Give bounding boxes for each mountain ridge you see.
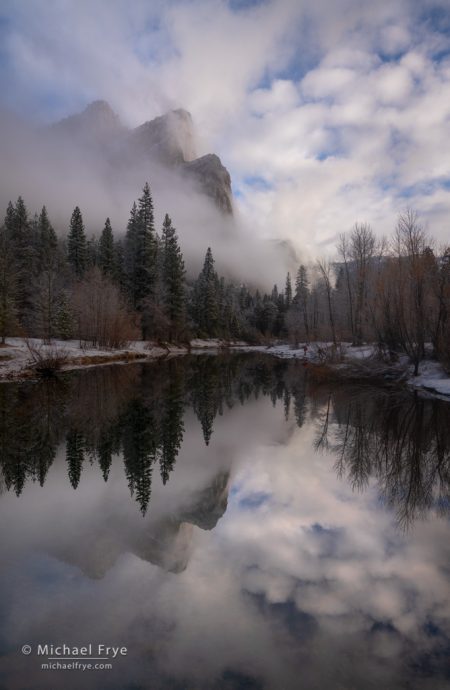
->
[51,101,233,214]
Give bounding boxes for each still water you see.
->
[0,353,449,690]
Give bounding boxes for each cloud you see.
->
[1,0,450,261]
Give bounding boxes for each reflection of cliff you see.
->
[179,471,230,530]
[50,470,230,578]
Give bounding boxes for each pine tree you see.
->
[4,201,15,234]
[0,225,17,343]
[125,184,157,306]
[68,206,87,278]
[161,213,185,341]
[56,292,73,339]
[192,247,219,336]
[68,207,87,276]
[113,239,126,292]
[6,197,36,331]
[98,217,115,277]
[285,272,292,308]
[37,206,58,271]
[294,264,310,341]
[34,207,61,342]
[86,235,98,270]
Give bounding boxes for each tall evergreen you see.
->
[113,239,127,292]
[98,217,115,277]
[0,226,17,343]
[124,183,157,310]
[192,247,219,336]
[285,272,292,308]
[294,264,310,341]
[161,213,185,340]
[67,206,87,278]
[86,235,99,270]
[37,206,58,271]
[6,197,36,331]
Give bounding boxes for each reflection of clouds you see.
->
[0,396,449,689]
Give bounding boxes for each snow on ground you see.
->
[2,338,449,400]
[0,338,188,381]
[232,342,450,400]
[405,359,450,399]
[0,337,249,381]
[232,342,356,362]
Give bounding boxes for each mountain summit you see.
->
[51,102,233,214]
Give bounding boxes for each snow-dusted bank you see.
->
[0,338,187,381]
[0,337,249,381]
[1,338,449,401]
[232,342,450,401]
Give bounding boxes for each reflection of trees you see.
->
[3,352,448,525]
[123,400,157,515]
[317,386,450,527]
[0,380,65,494]
[0,354,299,512]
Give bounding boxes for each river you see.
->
[0,353,449,689]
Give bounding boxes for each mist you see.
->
[0,106,294,289]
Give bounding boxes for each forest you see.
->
[1,182,450,375]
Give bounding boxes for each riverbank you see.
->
[0,337,254,381]
[0,338,198,381]
[2,338,449,400]
[232,342,450,400]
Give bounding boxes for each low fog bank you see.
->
[0,109,293,289]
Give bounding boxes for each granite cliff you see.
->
[51,101,233,214]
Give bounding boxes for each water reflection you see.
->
[0,354,449,690]
[1,356,449,526]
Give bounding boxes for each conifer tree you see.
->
[285,272,292,308]
[86,235,99,270]
[56,293,73,339]
[4,201,15,234]
[33,207,61,342]
[161,213,185,340]
[192,247,219,336]
[0,226,17,343]
[113,239,126,292]
[6,197,36,331]
[68,206,87,278]
[98,217,115,277]
[124,184,158,318]
[37,206,58,271]
[294,264,310,341]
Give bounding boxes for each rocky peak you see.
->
[182,154,233,214]
[52,99,124,144]
[51,101,233,214]
[130,108,197,166]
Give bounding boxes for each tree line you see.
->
[1,187,449,374]
[0,183,299,346]
[287,212,450,374]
